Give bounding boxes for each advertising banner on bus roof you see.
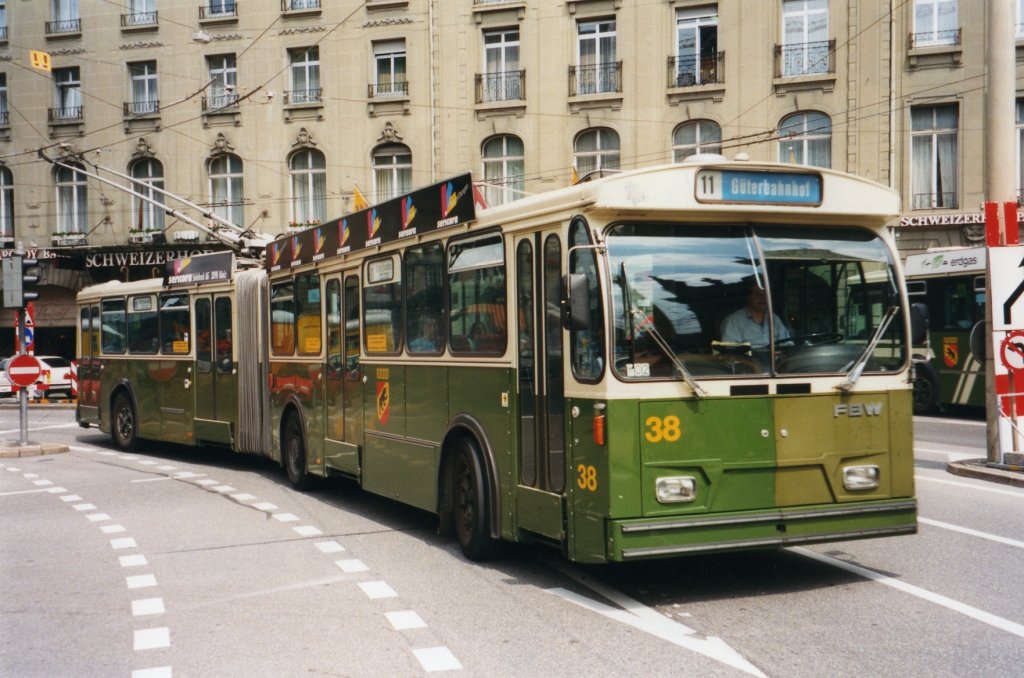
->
[267,173,476,272]
[164,251,234,287]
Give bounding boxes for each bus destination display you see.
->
[696,169,822,206]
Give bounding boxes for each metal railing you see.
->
[282,0,321,10]
[124,100,160,116]
[667,52,724,88]
[368,81,409,98]
[45,18,82,35]
[199,3,238,20]
[774,39,835,77]
[48,106,83,121]
[475,70,525,103]
[912,192,958,210]
[569,61,622,96]
[201,93,239,111]
[121,11,158,27]
[0,26,8,41]
[908,28,962,49]
[284,88,323,104]
[0,111,8,126]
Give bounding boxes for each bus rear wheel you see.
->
[284,414,311,491]
[111,393,138,452]
[452,439,499,561]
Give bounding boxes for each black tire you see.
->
[912,362,939,415]
[452,438,499,561]
[111,393,138,451]
[284,414,311,491]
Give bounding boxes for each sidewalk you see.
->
[0,442,70,458]
[946,459,1024,489]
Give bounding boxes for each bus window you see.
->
[160,293,191,354]
[326,279,342,379]
[448,233,506,355]
[344,275,361,377]
[79,307,91,359]
[127,295,158,355]
[215,297,233,373]
[196,298,212,372]
[271,280,295,355]
[406,242,444,355]
[568,219,605,381]
[101,298,127,354]
[296,272,322,355]
[364,255,402,354]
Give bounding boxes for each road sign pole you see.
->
[17,310,28,446]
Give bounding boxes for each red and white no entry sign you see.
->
[6,354,41,388]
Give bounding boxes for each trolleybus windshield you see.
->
[606,223,906,378]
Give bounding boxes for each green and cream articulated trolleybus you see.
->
[76,159,917,563]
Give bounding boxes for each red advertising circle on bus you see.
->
[6,354,42,387]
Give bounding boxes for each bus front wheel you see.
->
[111,393,138,452]
[912,362,939,415]
[452,438,499,561]
[284,415,311,491]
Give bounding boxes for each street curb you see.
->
[0,443,70,458]
[946,459,1024,489]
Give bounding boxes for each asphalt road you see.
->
[1,406,1020,677]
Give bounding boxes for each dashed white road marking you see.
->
[358,581,398,599]
[173,472,203,479]
[131,477,172,484]
[919,517,1024,549]
[386,610,426,630]
[335,559,369,573]
[0,488,54,497]
[59,494,83,502]
[32,479,53,486]
[133,627,170,651]
[212,485,236,493]
[131,667,171,678]
[793,547,1024,639]
[315,541,345,554]
[132,598,166,617]
[136,460,159,466]
[22,473,38,479]
[46,487,68,494]
[916,474,1024,498]
[195,479,219,486]
[413,647,463,672]
[156,466,177,472]
[111,537,139,550]
[252,502,278,511]
[72,503,97,511]
[293,525,322,537]
[273,512,300,522]
[86,513,111,522]
[126,574,158,590]
[100,524,127,534]
[230,493,256,502]
[119,554,149,568]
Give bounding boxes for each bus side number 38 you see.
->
[645,415,682,443]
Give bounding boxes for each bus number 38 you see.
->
[645,415,682,443]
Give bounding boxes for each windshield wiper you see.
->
[631,309,706,398]
[837,305,899,392]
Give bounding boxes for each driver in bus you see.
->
[721,281,790,349]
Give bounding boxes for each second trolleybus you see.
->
[77,158,917,563]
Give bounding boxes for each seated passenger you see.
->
[721,282,790,349]
[409,316,440,353]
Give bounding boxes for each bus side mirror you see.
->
[969,320,986,362]
[910,302,929,345]
[561,273,590,331]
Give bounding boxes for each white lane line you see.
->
[132,667,171,678]
[59,494,82,502]
[793,547,1024,639]
[412,647,462,672]
[252,502,278,511]
[136,460,159,466]
[272,513,300,523]
[131,477,172,484]
[359,581,398,599]
[914,416,986,427]
[211,485,236,493]
[95,451,119,456]
[72,503,97,511]
[32,479,53,486]
[111,537,139,550]
[548,587,766,677]
[230,493,256,502]
[335,559,369,573]
[156,466,177,471]
[45,487,68,494]
[315,541,345,554]
[132,598,166,617]
[120,455,139,461]
[119,554,149,568]
[101,524,127,534]
[5,467,21,472]
[133,627,170,651]
[919,517,1024,549]
[0,488,54,497]
[916,474,1024,498]
[386,610,426,630]
[195,479,219,486]
[174,472,203,479]
[86,513,111,522]
[22,473,38,479]
[126,574,158,590]
[293,525,322,537]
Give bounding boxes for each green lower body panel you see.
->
[607,498,917,561]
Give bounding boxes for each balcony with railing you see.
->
[475,70,525,104]
[368,81,409,98]
[774,39,835,78]
[912,192,958,210]
[282,0,321,15]
[124,100,160,117]
[45,18,82,36]
[667,52,724,88]
[0,26,7,43]
[0,110,9,126]
[569,61,622,97]
[199,3,238,23]
[202,93,239,111]
[121,11,158,30]
[48,106,83,122]
[908,28,961,50]
[285,88,323,105]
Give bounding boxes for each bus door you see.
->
[513,233,566,541]
[77,304,101,419]
[322,274,361,475]
[192,294,236,446]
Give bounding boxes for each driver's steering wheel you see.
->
[777,332,844,347]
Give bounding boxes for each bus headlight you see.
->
[656,476,696,503]
[843,465,879,491]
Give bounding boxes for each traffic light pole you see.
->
[16,309,28,446]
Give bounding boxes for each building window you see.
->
[912,0,959,47]
[55,162,87,234]
[1018,0,1024,39]
[206,54,237,110]
[781,0,829,76]
[574,128,620,176]
[675,7,719,87]
[130,158,164,232]
[481,29,522,103]
[290,149,326,225]
[128,61,158,115]
[208,154,244,228]
[0,73,7,126]
[124,0,156,26]
[482,135,524,206]
[911,104,958,209]
[204,0,237,18]
[49,0,81,33]
[0,1,7,41]
[285,0,320,10]
[0,166,12,240]
[778,111,831,168]
[372,144,412,201]
[52,67,82,120]
[673,120,722,162]
[576,19,618,95]
[288,47,321,104]
[372,40,407,97]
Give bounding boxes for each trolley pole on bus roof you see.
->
[983,0,1019,466]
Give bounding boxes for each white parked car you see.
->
[0,355,74,399]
